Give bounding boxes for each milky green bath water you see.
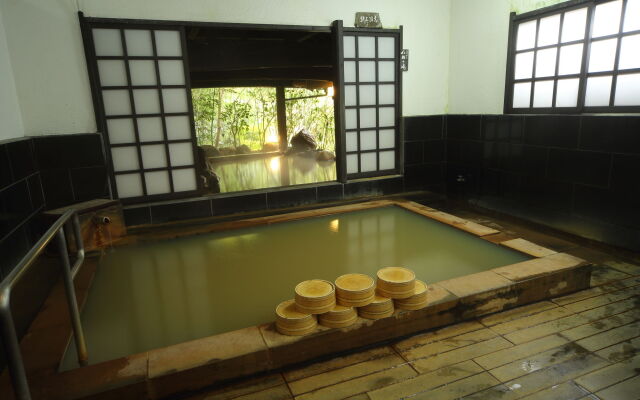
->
[61,206,529,370]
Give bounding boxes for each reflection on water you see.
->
[61,207,529,370]
[211,154,336,193]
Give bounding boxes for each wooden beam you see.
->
[276,87,287,152]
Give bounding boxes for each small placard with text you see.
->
[355,12,382,28]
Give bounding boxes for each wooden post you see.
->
[276,86,287,152]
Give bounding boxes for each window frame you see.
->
[504,0,640,114]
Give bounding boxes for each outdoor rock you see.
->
[316,150,335,161]
[200,145,220,157]
[236,144,251,154]
[290,129,317,152]
[218,147,236,156]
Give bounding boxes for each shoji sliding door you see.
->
[335,22,402,179]
[80,16,200,203]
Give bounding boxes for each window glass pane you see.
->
[172,168,197,192]
[360,153,377,172]
[103,90,131,116]
[378,84,395,104]
[359,108,376,128]
[359,85,376,106]
[345,85,357,106]
[346,154,358,174]
[154,30,182,57]
[379,107,395,127]
[346,131,358,152]
[165,116,191,140]
[537,14,561,46]
[515,51,534,79]
[133,89,160,114]
[618,34,640,70]
[592,0,623,38]
[614,73,640,105]
[112,146,139,172]
[379,129,395,149]
[624,0,640,32]
[360,130,376,151]
[145,171,171,195]
[588,39,618,72]
[158,60,185,85]
[378,37,395,58]
[535,47,557,77]
[137,117,163,142]
[555,78,580,107]
[533,80,554,107]
[343,36,356,58]
[358,36,376,58]
[162,88,188,113]
[379,150,395,170]
[141,144,167,169]
[513,82,532,108]
[344,61,356,83]
[516,20,537,50]
[129,60,157,86]
[107,118,135,144]
[169,142,194,166]
[558,43,583,75]
[378,61,395,81]
[124,30,153,56]
[562,8,588,42]
[345,109,357,129]
[115,173,143,198]
[359,61,376,82]
[98,60,127,87]
[93,28,122,56]
[585,75,613,106]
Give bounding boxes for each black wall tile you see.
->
[483,115,524,142]
[0,144,12,189]
[524,116,580,148]
[379,177,404,195]
[40,169,74,209]
[28,174,44,210]
[123,206,151,226]
[34,134,104,169]
[150,199,212,224]
[404,163,445,190]
[610,154,640,197]
[317,184,343,203]
[344,180,381,198]
[447,140,483,167]
[547,149,611,187]
[212,193,267,215]
[423,140,445,163]
[0,226,30,279]
[446,115,482,140]
[7,139,36,181]
[404,142,423,165]
[580,116,640,154]
[0,181,32,239]
[519,177,574,213]
[574,184,640,228]
[508,145,548,177]
[70,166,109,202]
[267,187,317,209]
[404,115,443,140]
[483,142,509,170]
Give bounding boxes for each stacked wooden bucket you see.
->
[275,267,430,336]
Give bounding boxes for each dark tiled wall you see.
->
[403,115,447,193]
[445,114,640,251]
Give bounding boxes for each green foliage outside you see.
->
[192,87,335,152]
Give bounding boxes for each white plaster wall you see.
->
[0,3,24,141]
[1,0,451,136]
[448,0,569,114]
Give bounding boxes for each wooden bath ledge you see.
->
[0,200,592,400]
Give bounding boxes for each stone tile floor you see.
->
[179,204,640,400]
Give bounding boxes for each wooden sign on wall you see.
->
[355,12,382,28]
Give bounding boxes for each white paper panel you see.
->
[345,109,357,129]
[107,118,135,144]
[169,142,194,166]
[593,0,623,37]
[98,60,127,87]
[133,89,160,114]
[162,89,188,113]
[378,61,395,82]
[129,60,157,86]
[115,173,143,198]
[346,154,358,174]
[137,117,164,142]
[359,108,376,129]
[588,39,617,72]
[345,85,357,106]
[145,171,171,195]
[141,144,167,169]
[344,61,356,83]
[538,14,561,46]
[360,153,377,172]
[379,129,395,149]
[158,60,185,85]
[358,36,376,58]
[379,150,395,170]
[346,131,358,152]
[513,82,532,108]
[533,80,554,107]
[343,36,356,58]
[111,146,139,172]
[614,73,640,105]
[556,78,580,107]
[359,85,376,106]
[124,30,153,56]
[562,8,588,42]
[102,90,131,116]
[93,29,122,56]
[516,20,537,50]
[166,116,192,140]
[535,48,557,77]
[558,44,583,75]
[618,34,640,70]
[360,130,376,151]
[624,0,640,32]
[154,30,182,57]
[172,168,197,192]
[359,61,376,82]
[378,84,395,104]
[585,75,613,106]
[379,107,395,127]
[515,51,534,79]
[378,37,395,58]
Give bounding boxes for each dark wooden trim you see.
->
[276,86,287,151]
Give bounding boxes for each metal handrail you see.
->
[0,210,88,400]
